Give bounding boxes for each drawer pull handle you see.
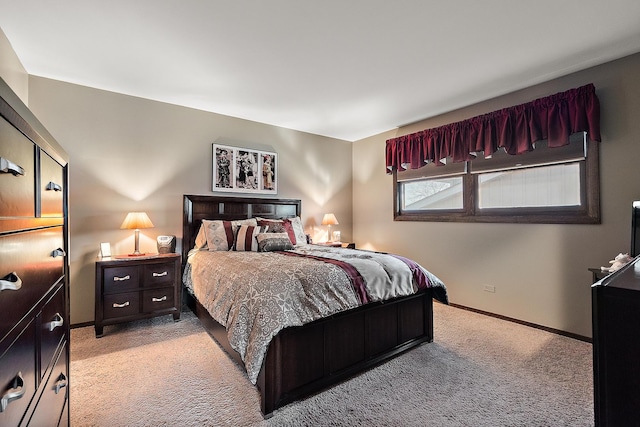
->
[0,157,25,176]
[51,247,66,258]
[152,271,168,277]
[48,313,64,332]
[113,275,131,282]
[113,301,130,308]
[0,272,22,292]
[0,372,25,412]
[152,296,167,302]
[54,373,67,394]
[46,181,62,191]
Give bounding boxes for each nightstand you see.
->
[95,253,181,337]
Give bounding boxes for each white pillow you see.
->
[288,216,307,246]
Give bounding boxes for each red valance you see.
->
[385,84,601,173]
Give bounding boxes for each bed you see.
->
[181,194,447,417]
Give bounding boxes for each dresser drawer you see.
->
[58,397,68,427]
[26,343,67,427]
[40,151,64,218]
[143,262,175,287]
[0,114,35,219]
[103,291,140,319]
[142,288,175,313]
[0,228,64,341]
[40,285,66,379]
[103,266,139,294]
[0,320,37,427]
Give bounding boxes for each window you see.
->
[394,132,600,224]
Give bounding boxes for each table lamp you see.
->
[321,213,339,242]
[120,212,154,256]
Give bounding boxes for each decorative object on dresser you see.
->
[94,253,181,337]
[321,213,338,242]
[120,211,154,256]
[0,77,70,426]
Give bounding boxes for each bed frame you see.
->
[182,194,435,417]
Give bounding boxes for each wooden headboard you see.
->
[182,195,301,264]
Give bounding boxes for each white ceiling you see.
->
[1,1,640,141]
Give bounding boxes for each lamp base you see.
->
[127,252,147,257]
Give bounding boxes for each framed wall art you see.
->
[213,144,277,194]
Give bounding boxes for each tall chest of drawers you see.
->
[0,78,70,426]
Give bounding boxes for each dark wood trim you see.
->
[449,303,591,343]
[0,78,69,165]
[393,140,601,224]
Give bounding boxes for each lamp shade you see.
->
[120,212,154,230]
[321,213,339,226]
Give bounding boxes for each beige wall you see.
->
[353,53,640,338]
[0,27,28,103]
[25,78,353,325]
[3,26,640,336]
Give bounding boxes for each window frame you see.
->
[393,139,600,224]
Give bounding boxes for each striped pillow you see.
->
[234,225,268,252]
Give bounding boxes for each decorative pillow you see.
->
[202,220,234,251]
[234,225,268,252]
[288,216,307,246]
[257,232,294,252]
[257,218,297,245]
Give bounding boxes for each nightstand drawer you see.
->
[103,292,140,319]
[143,262,175,287]
[142,288,175,312]
[103,266,139,293]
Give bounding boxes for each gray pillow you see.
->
[256,233,294,252]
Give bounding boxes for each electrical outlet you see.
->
[483,284,496,293]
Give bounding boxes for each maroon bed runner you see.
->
[278,251,370,304]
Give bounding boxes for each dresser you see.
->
[592,255,640,426]
[94,253,181,337]
[0,78,70,426]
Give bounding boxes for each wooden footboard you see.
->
[185,288,434,417]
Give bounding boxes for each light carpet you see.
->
[70,303,593,426]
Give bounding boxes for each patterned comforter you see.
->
[183,245,447,384]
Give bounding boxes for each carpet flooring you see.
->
[70,303,593,426]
